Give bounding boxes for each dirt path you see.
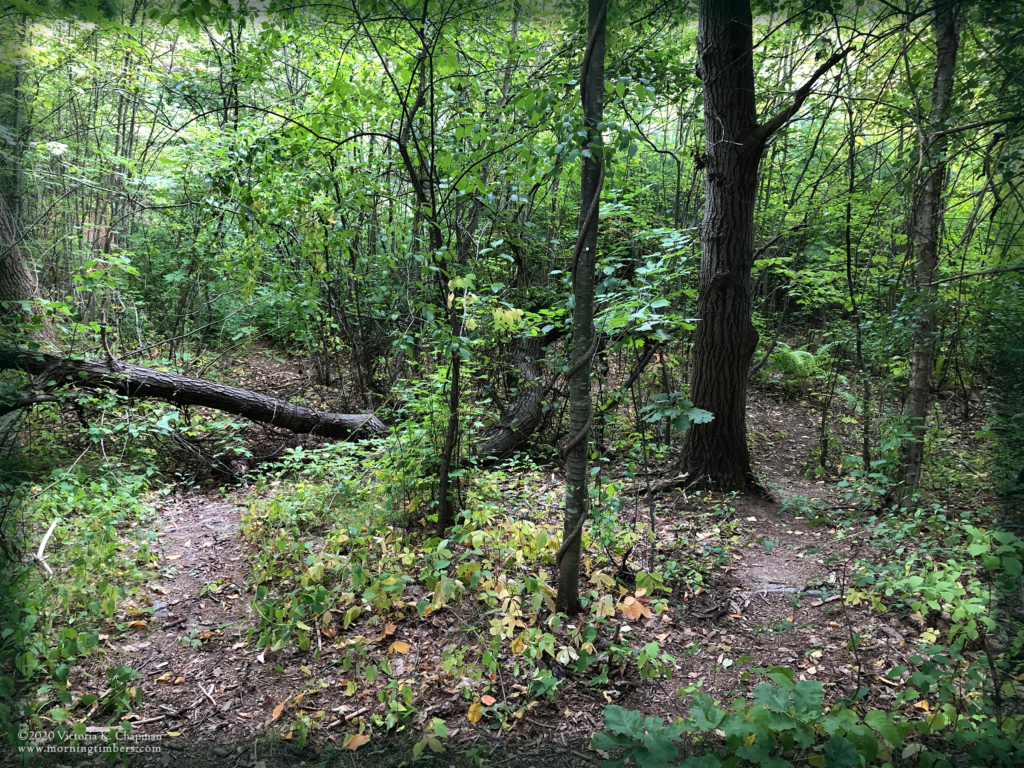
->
[65,394,912,767]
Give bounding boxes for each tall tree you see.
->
[556,0,607,615]
[896,1,961,504]
[680,0,846,490]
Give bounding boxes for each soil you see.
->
[21,378,926,768]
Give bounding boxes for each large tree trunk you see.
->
[556,0,606,615]
[896,3,960,505]
[0,347,385,438]
[680,0,846,490]
[0,194,53,346]
[679,0,762,491]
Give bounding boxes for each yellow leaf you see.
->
[166,554,182,561]
[913,700,931,712]
[510,634,525,654]
[173,677,185,685]
[468,701,483,723]
[166,732,181,737]
[389,641,410,654]
[155,673,171,683]
[300,666,312,676]
[272,702,285,720]
[343,733,370,751]
[481,695,496,706]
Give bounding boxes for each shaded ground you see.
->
[20,387,927,768]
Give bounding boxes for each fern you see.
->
[770,346,818,380]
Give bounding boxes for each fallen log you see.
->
[0,347,385,439]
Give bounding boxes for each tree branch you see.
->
[930,114,1024,139]
[927,263,1024,286]
[752,48,853,144]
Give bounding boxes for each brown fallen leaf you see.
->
[389,641,410,654]
[173,677,185,685]
[343,734,370,751]
[166,554,182,561]
[272,702,285,720]
[155,673,171,683]
[481,695,496,706]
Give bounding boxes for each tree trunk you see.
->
[896,3,960,505]
[680,0,847,491]
[474,335,549,463]
[0,195,51,344]
[0,347,385,438]
[556,0,606,616]
[679,0,762,491]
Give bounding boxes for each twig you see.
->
[326,706,371,728]
[34,518,58,576]
[199,683,218,708]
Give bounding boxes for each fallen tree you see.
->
[0,347,385,438]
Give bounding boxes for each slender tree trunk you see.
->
[679,0,762,491]
[896,3,960,505]
[556,0,606,615]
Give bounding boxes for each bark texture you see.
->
[556,0,606,615]
[897,3,960,504]
[680,0,846,490]
[474,335,548,462]
[0,347,385,439]
[0,194,52,344]
[680,0,761,490]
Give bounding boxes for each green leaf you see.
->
[602,705,644,737]
[823,736,859,768]
[753,683,791,713]
[791,679,824,716]
[865,709,903,747]
[1001,556,1022,576]
[641,730,679,764]
[679,757,721,768]
[591,732,634,750]
[689,694,725,731]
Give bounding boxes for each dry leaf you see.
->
[155,673,171,683]
[509,635,525,654]
[384,623,397,636]
[272,702,285,721]
[389,641,410,654]
[166,554,182,561]
[173,677,185,685]
[467,701,482,723]
[166,732,181,737]
[343,734,370,751]
[481,695,496,706]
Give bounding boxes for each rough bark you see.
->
[896,3,960,505]
[680,0,846,490]
[556,0,606,615]
[0,347,385,439]
[474,335,548,462]
[0,194,52,345]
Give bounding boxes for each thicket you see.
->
[0,1,1022,766]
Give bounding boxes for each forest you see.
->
[0,0,1022,765]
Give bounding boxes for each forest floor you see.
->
[28,354,984,768]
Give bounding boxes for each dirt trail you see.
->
[67,393,906,767]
